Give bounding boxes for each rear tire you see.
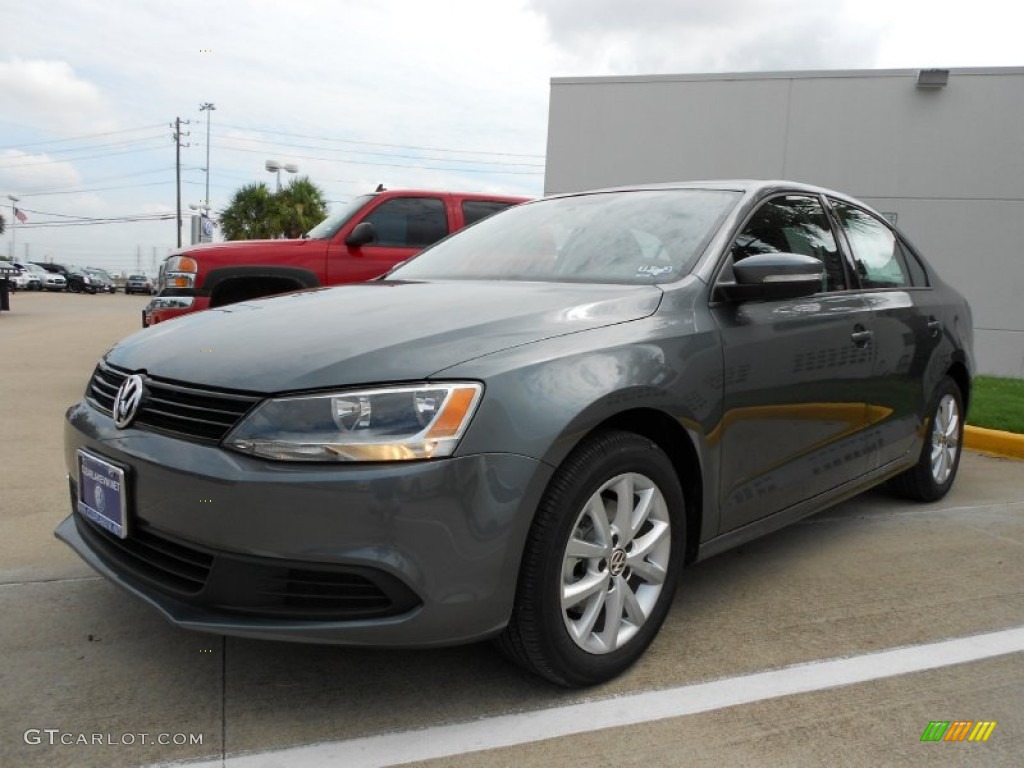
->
[496,430,685,687]
[889,376,964,501]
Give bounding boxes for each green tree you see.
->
[218,182,281,240]
[0,213,5,236]
[277,176,328,239]
[218,177,328,240]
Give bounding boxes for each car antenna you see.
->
[375,183,386,192]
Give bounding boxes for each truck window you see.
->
[462,200,516,226]
[363,198,448,247]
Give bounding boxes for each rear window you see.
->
[462,199,517,226]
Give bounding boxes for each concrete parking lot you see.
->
[2,291,1021,767]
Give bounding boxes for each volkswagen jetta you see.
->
[56,181,973,686]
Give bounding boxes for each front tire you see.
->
[889,376,964,501]
[497,431,685,687]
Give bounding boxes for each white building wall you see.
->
[545,68,1024,377]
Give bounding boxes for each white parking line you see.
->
[164,625,1024,768]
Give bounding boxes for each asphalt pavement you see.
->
[1,291,1021,768]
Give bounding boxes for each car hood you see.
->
[181,238,319,259]
[107,281,663,392]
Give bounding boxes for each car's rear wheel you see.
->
[497,430,685,687]
[889,376,964,501]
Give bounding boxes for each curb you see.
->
[964,425,1024,460]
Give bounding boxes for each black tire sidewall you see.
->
[528,433,685,685]
[924,377,964,497]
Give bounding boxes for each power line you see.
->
[215,133,544,168]
[17,214,176,228]
[217,120,545,159]
[0,123,168,151]
[19,167,178,195]
[0,134,168,158]
[0,144,169,168]
[214,144,543,175]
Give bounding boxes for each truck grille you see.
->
[86,361,262,442]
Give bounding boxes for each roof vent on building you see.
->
[916,69,949,88]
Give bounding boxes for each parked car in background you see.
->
[85,267,116,293]
[33,262,97,293]
[143,188,528,326]
[3,263,33,290]
[124,274,154,295]
[57,180,972,687]
[23,262,66,291]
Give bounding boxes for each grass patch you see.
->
[968,375,1024,434]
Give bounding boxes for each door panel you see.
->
[713,294,874,532]
[710,193,873,533]
[830,202,939,469]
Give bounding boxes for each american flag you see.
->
[14,207,27,223]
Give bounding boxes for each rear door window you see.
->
[462,200,516,226]
[832,203,912,288]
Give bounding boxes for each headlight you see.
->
[223,383,483,462]
[164,255,198,289]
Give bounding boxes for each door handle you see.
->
[927,317,943,337]
[851,325,873,346]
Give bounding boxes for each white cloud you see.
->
[0,150,83,194]
[0,58,113,133]
[528,0,885,74]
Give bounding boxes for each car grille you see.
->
[72,504,420,620]
[86,361,262,442]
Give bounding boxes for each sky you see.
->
[0,0,1020,275]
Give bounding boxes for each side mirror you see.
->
[344,221,377,248]
[717,253,824,302]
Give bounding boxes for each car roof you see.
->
[544,179,866,206]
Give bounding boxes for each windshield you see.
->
[390,189,740,284]
[305,194,375,240]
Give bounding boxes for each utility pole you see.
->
[199,102,215,209]
[171,118,190,248]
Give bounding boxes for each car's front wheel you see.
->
[889,376,964,501]
[497,430,685,687]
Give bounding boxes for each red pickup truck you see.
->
[143,189,528,326]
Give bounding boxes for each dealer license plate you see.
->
[77,450,128,539]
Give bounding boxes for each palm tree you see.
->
[277,177,328,239]
[218,178,328,240]
[218,182,281,240]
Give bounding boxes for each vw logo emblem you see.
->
[113,374,145,429]
[609,548,627,577]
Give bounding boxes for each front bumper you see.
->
[143,295,210,326]
[57,401,551,647]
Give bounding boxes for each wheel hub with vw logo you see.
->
[112,374,146,429]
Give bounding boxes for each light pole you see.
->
[199,102,215,208]
[265,159,298,193]
[7,194,18,260]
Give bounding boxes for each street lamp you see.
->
[265,159,298,192]
[199,102,215,208]
[7,194,19,260]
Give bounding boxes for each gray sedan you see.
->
[56,181,972,686]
